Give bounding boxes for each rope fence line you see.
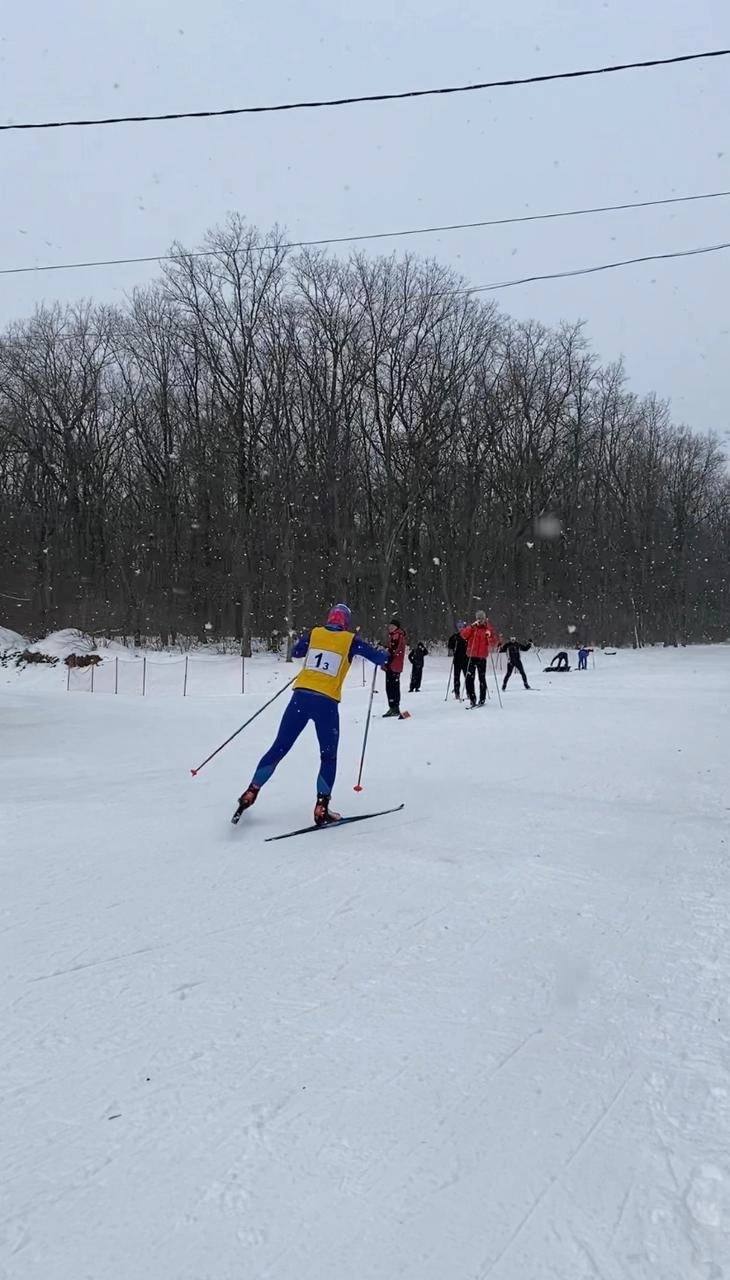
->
[66,652,251,696]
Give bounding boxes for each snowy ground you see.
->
[2,644,730,1279]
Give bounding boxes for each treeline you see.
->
[1,214,728,649]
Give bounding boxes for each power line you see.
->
[1,188,729,278]
[1,48,728,132]
[466,240,730,294]
[3,241,726,347]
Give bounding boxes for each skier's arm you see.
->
[499,641,508,653]
[292,631,310,659]
[351,635,389,667]
[447,635,455,653]
[520,642,532,652]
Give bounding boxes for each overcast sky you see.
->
[1,0,728,434]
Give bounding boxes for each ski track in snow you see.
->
[1,645,730,1279]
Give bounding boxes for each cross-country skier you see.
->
[500,637,532,690]
[460,611,497,707]
[233,604,387,826]
[408,641,429,692]
[383,618,407,718]
[577,646,592,670]
[447,622,468,699]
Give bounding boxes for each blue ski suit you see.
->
[251,627,387,796]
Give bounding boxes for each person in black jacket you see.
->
[447,621,468,699]
[408,641,429,691]
[500,637,532,690]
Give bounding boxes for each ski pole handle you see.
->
[190,674,297,776]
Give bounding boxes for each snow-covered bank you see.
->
[2,646,730,1278]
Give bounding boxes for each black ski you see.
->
[265,803,405,843]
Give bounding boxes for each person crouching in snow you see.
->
[383,617,407,718]
[408,641,429,692]
[233,604,388,826]
[460,611,496,707]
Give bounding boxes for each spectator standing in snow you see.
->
[577,645,592,670]
[460,611,496,707]
[408,641,429,692]
[447,622,469,699]
[383,618,407,718]
[500,637,532,690]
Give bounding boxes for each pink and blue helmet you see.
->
[327,603,352,630]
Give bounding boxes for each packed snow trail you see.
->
[2,647,730,1279]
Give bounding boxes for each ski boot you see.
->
[231,784,260,825]
[314,793,342,827]
[382,708,399,718]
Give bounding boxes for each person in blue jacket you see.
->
[233,604,387,827]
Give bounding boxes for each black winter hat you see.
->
[390,616,401,627]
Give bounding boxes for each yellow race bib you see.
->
[293,627,355,702]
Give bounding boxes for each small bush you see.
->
[64,653,102,669]
[16,649,59,667]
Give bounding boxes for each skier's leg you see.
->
[517,659,529,688]
[454,657,463,698]
[503,661,514,691]
[477,659,487,703]
[250,693,310,788]
[465,663,476,705]
[312,697,340,796]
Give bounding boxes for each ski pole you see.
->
[353,665,378,792]
[190,674,297,776]
[444,654,455,702]
[490,653,504,708]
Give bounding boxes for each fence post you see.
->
[241,654,245,694]
[90,661,95,694]
[66,663,70,693]
[183,654,189,697]
[115,656,119,695]
[142,655,147,697]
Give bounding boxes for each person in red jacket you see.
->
[460,611,496,707]
[383,617,407,718]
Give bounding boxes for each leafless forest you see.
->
[1,216,727,649]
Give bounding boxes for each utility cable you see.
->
[1,48,727,132]
[1,188,728,277]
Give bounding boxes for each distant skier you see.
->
[500,637,532,690]
[408,641,429,692]
[383,618,407,718]
[545,651,570,672]
[460,611,497,707]
[233,604,387,826]
[447,622,469,699]
[577,646,592,671]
